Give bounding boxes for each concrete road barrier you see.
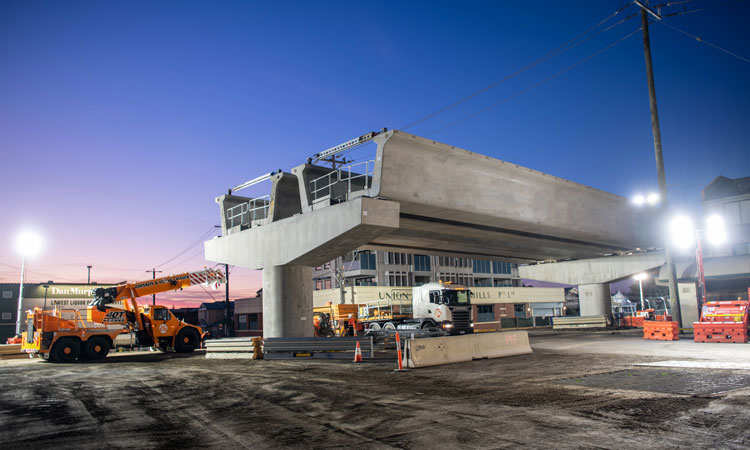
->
[403,331,532,368]
[205,337,261,360]
[552,315,608,329]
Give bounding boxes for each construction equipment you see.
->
[693,299,749,344]
[313,303,360,336]
[312,311,336,338]
[21,268,225,362]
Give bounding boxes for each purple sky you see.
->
[1,1,748,306]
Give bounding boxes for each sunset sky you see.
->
[1,1,748,307]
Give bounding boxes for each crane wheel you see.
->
[51,338,81,363]
[175,329,200,353]
[84,336,110,360]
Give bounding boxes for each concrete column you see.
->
[262,265,313,338]
[578,283,612,318]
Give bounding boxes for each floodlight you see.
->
[16,231,42,257]
[670,215,695,249]
[705,214,726,245]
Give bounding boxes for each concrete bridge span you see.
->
[205,130,658,337]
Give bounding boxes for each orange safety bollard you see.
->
[353,340,363,363]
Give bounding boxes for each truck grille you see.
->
[451,309,472,330]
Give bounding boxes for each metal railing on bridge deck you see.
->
[308,160,375,203]
[225,196,271,229]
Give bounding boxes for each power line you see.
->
[161,247,208,273]
[657,19,750,63]
[0,262,78,283]
[424,26,644,137]
[399,2,637,131]
[154,225,218,269]
[198,283,219,302]
[133,225,218,281]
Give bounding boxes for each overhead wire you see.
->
[133,225,219,282]
[657,19,750,63]
[424,25,644,137]
[399,2,637,131]
[153,225,218,269]
[161,248,209,273]
[0,262,78,283]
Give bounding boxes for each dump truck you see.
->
[360,282,474,335]
[21,268,225,362]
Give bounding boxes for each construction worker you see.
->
[347,314,356,336]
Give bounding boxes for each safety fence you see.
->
[225,196,270,229]
[263,336,375,360]
[308,160,375,203]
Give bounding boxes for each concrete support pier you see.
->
[579,283,612,318]
[262,265,313,338]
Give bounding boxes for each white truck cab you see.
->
[413,282,474,334]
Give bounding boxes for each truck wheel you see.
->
[52,338,80,363]
[85,336,110,360]
[175,329,200,353]
[421,321,434,330]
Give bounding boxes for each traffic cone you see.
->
[353,341,363,363]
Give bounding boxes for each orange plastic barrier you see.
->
[643,321,679,341]
[693,300,748,344]
[622,316,644,327]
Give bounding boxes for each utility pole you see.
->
[147,269,162,305]
[86,265,92,284]
[636,0,682,328]
[319,153,350,169]
[224,264,231,337]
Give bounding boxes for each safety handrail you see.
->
[225,195,271,229]
[308,160,375,202]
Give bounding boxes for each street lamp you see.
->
[15,231,42,336]
[669,214,726,310]
[43,284,50,310]
[633,273,648,311]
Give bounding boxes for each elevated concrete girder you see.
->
[205,196,399,270]
[363,216,630,262]
[518,251,667,285]
[369,131,659,254]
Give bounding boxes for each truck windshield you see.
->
[443,290,471,305]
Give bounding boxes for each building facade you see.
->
[313,251,521,292]
[0,282,115,342]
[701,176,750,258]
[234,297,263,337]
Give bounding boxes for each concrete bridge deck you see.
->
[205,130,659,337]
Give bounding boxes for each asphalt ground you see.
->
[1,331,748,449]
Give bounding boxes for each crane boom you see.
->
[90,268,225,310]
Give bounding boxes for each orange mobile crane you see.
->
[21,268,225,362]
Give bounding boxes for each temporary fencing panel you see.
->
[403,331,532,368]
